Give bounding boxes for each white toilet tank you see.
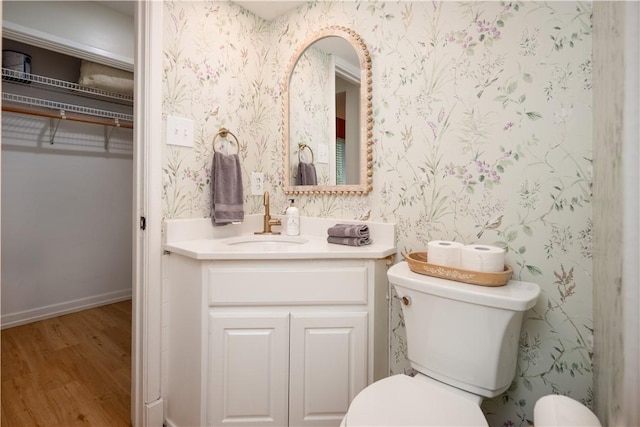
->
[388,262,540,398]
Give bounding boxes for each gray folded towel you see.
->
[297,161,318,185]
[210,151,244,226]
[328,223,370,238]
[327,236,372,246]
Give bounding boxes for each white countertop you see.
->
[165,234,396,260]
[164,216,397,261]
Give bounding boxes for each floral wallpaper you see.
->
[162,1,593,426]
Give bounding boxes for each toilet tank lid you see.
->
[388,262,540,311]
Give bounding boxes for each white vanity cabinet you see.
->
[165,256,390,427]
[208,312,290,426]
[209,311,367,427]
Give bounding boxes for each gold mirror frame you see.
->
[282,26,373,196]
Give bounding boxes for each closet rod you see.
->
[2,105,133,129]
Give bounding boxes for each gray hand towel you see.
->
[210,151,244,226]
[328,223,370,238]
[297,161,318,185]
[327,236,372,246]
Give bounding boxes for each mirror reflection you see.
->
[283,26,372,196]
[289,36,360,186]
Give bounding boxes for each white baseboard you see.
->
[145,398,165,427]
[1,289,132,329]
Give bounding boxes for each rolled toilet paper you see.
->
[427,240,463,268]
[460,244,505,272]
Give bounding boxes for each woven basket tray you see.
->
[403,252,513,287]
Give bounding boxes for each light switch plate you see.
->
[251,172,264,195]
[317,144,329,164]
[166,115,194,147]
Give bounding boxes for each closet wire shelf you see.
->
[2,68,133,103]
[2,93,133,123]
[2,68,134,145]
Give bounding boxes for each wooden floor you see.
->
[1,301,132,427]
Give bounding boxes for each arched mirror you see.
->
[283,26,373,196]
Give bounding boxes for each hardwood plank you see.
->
[1,374,59,426]
[1,333,32,382]
[41,316,82,351]
[1,301,132,427]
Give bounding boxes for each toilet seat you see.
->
[344,374,488,426]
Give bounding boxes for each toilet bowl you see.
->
[342,262,600,426]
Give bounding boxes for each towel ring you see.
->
[298,143,314,163]
[212,128,240,155]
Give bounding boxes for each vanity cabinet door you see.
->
[208,313,290,427]
[288,312,367,427]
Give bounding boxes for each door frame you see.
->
[0,1,165,425]
[132,2,164,426]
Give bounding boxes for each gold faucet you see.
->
[255,191,281,235]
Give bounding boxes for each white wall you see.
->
[2,1,134,71]
[335,76,360,185]
[592,2,640,426]
[1,114,133,328]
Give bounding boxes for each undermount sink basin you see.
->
[222,235,308,249]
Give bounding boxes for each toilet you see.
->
[342,261,598,426]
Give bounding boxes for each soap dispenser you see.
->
[286,199,300,236]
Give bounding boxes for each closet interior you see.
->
[1,37,134,328]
